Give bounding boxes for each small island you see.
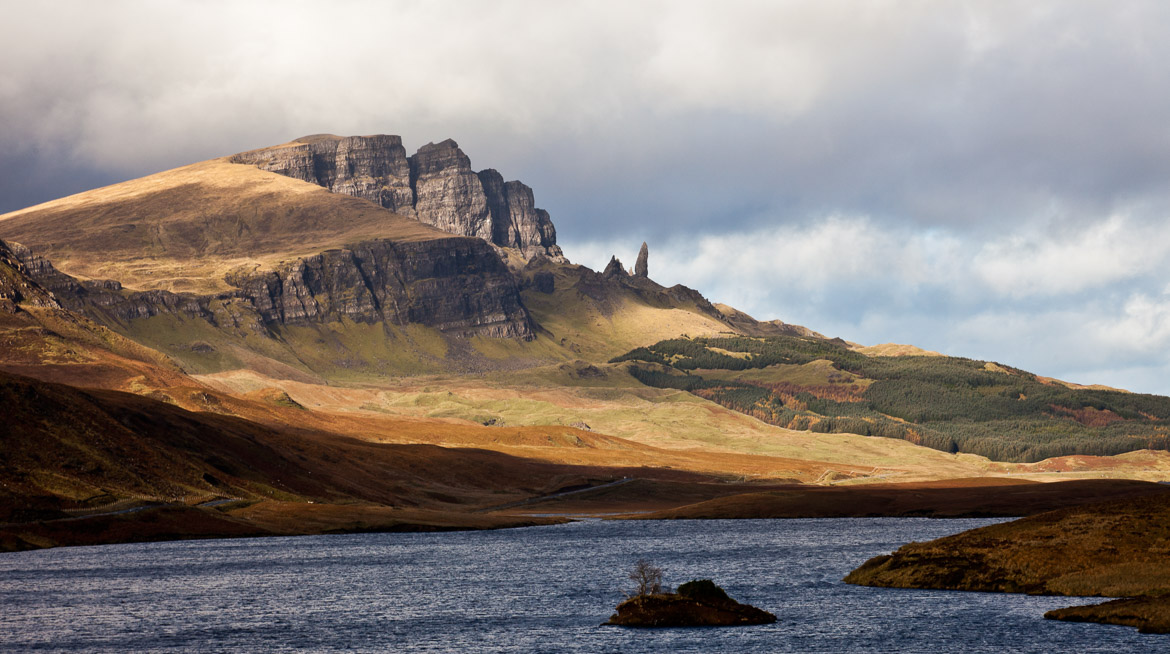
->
[605,561,776,627]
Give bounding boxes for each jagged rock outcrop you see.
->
[226,238,532,338]
[231,135,563,259]
[411,139,493,242]
[0,240,62,313]
[476,169,559,257]
[635,242,649,278]
[10,239,533,340]
[603,256,628,278]
[232,134,415,215]
[547,256,722,323]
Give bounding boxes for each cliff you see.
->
[225,237,532,338]
[0,240,61,313]
[8,238,533,340]
[232,135,563,259]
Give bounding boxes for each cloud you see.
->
[974,215,1170,298]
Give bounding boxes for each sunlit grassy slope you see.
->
[0,159,445,293]
[194,362,1170,484]
[518,262,734,362]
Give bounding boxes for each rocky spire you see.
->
[635,242,649,277]
[603,255,628,278]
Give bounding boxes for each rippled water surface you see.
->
[0,518,1151,652]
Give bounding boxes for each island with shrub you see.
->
[605,561,776,628]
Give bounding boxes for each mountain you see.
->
[0,135,769,380]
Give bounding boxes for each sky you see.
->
[3,1,1170,393]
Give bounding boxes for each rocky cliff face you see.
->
[225,238,532,338]
[0,240,62,313]
[232,135,563,260]
[9,238,533,340]
[232,135,416,216]
[410,139,493,242]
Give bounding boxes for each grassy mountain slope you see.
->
[614,335,1170,462]
[0,159,444,293]
[0,157,753,381]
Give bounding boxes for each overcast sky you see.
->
[4,1,1170,393]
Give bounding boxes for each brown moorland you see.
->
[843,492,1170,633]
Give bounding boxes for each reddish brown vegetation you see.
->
[1049,404,1127,427]
[758,380,867,403]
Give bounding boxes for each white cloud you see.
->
[1089,291,1170,356]
[974,215,1170,298]
[647,215,967,303]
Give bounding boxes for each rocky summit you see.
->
[232,135,563,260]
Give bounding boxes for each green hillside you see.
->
[613,335,1170,462]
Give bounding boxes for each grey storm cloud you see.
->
[4,0,1170,391]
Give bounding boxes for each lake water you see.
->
[0,518,1153,652]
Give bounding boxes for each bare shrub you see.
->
[627,559,665,598]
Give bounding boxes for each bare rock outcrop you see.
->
[602,256,628,278]
[227,238,532,338]
[232,134,415,215]
[0,240,62,313]
[411,139,493,241]
[232,135,563,260]
[10,239,533,340]
[477,169,559,258]
[635,242,649,278]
